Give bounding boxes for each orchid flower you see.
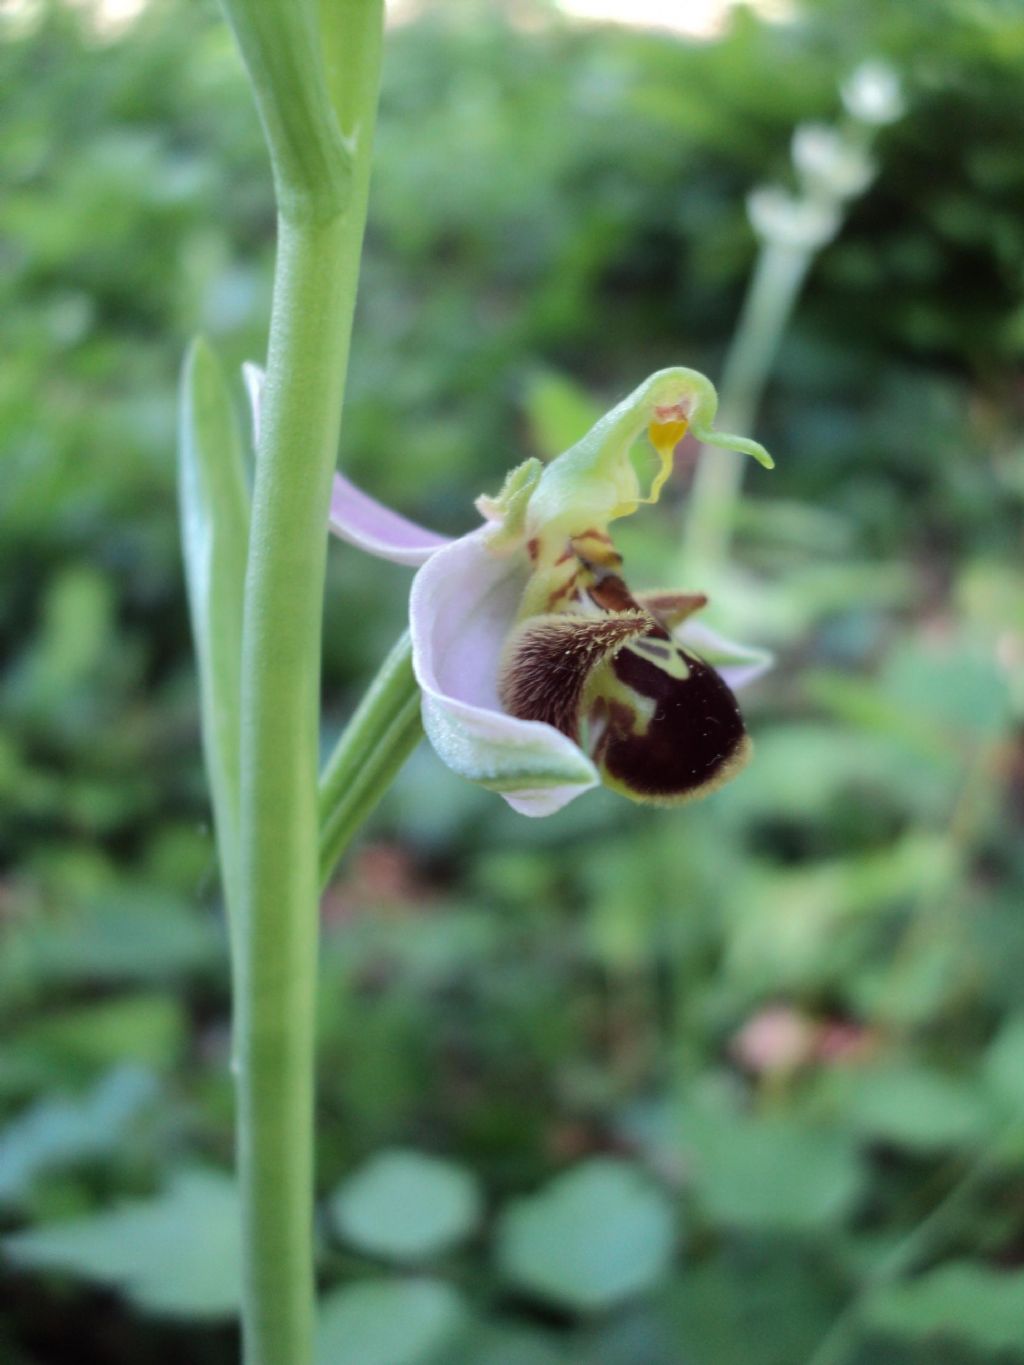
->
[246,364,774,817]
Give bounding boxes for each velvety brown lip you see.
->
[599,645,748,801]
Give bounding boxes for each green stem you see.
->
[679,238,812,582]
[318,632,423,890]
[235,17,382,1365]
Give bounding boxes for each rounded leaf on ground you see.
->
[496,1158,676,1313]
[845,1064,990,1152]
[330,1148,482,1262]
[688,1116,863,1233]
[315,1277,466,1365]
[460,1321,566,1365]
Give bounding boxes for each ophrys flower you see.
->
[245,365,773,816]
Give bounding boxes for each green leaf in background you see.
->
[2,1168,241,1318]
[666,1249,844,1365]
[865,1262,1024,1354]
[724,835,960,1001]
[0,1065,158,1207]
[315,1278,466,1365]
[178,337,250,925]
[717,722,955,827]
[460,1321,567,1365]
[329,1147,483,1263]
[983,1013,1024,1119]
[522,369,602,462]
[686,1114,864,1233]
[10,994,186,1080]
[0,886,221,1002]
[1,565,115,725]
[880,635,1012,739]
[843,1064,991,1153]
[496,1158,676,1313]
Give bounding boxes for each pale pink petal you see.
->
[674,618,773,691]
[410,529,600,817]
[243,360,450,568]
[328,479,451,567]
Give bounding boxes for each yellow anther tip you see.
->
[647,417,689,454]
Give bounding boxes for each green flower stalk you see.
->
[191,3,385,1363]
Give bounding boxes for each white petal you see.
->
[675,618,773,691]
[410,528,599,817]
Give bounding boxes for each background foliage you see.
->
[1,0,1023,1360]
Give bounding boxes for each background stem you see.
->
[235,10,383,1362]
[805,1146,1001,1365]
[679,238,812,582]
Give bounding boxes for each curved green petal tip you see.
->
[692,424,775,470]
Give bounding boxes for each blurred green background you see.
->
[2,0,1024,1361]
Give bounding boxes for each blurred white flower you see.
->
[841,59,904,126]
[746,185,840,251]
[792,122,876,201]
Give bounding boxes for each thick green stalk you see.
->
[679,238,811,582]
[237,216,346,1365]
[318,632,423,890]
[235,8,383,1363]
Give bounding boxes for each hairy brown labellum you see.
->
[499,606,751,804]
[497,519,754,804]
[590,643,750,804]
[499,612,651,742]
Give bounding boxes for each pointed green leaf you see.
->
[318,631,423,890]
[2,1168,241,1318]
[866,1262,1024,1353]
[178,338,250,926]
[0,1065,158,1206]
